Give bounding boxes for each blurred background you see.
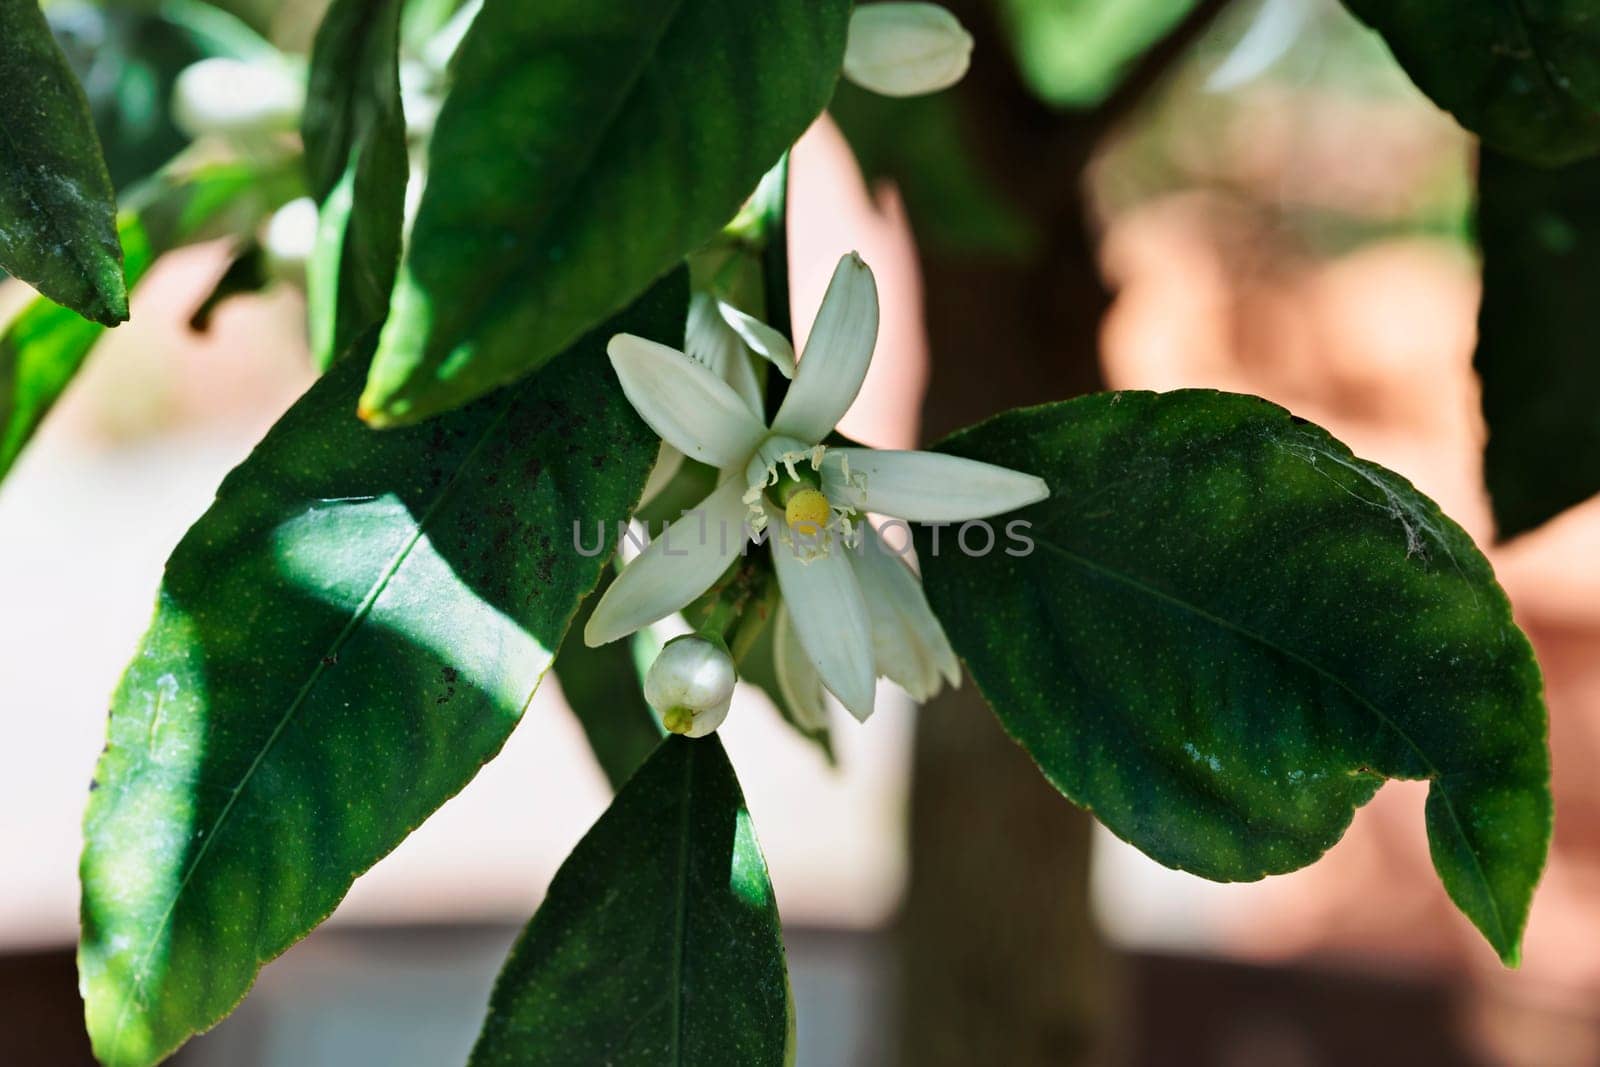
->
[4,0,1600,1064]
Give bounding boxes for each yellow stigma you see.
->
[663,706,696,735]
[785,488,831,538]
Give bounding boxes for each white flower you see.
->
[843,3,974,98]
[772,604,829,732]
[262,197,320,287]
[172,57,304,141]
[637,291,798,507]
[586,252,1048,722]
[645,635,737,738]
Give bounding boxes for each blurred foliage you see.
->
[829,82,1034,258]
[1092,0,1474,259]
[998,0,1197,109]
[48,0,274,190]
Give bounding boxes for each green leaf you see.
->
[0,161,291,483]
[555,571,665,792]
[359,0,852,426]
[0,0,126,324]
[997,0,1197,109]
[188,239,267,332]
[0,219,145,481]
[302,0,408,369]
[467,735,792,1067]
[400,0,470,56]
[1341,0,1600,165]
[78,273,684,1067]
[1475,148,1600,538]
[917,390,1551,965]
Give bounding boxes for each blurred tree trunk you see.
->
[896,3,1225,1063]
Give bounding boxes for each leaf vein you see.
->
[108,394,517,1051]
[1033,535,1509,945]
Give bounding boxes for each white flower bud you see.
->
[172,57,304,141]
[262,197,319,287]
[843,3,973,98]
[645,635,737,738]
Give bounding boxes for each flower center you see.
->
[742,434,865,561]
[785,488,831,538]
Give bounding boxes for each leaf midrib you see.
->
[1032,534,1510,949]
[107,393,518,1053]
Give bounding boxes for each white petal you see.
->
[843,3,974,98]
[680,693,732,738]
[608,334,767,467]
[686,293,764,412]
[772,253,879,442]
[584,477,749,646]
[772,535,876,721]
[719,301,797,378]
[824,447,1049,521]
[850,523,960,700]
[173,57,303,139]
[637,442,685,509]
[773,605,829,732]
[645,635,737,712]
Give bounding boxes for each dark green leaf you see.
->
[918,390,1550,965]
[359,0,851,425]
[757,153,792,344]
[829,83,1033,258]
[1342,0,1600,165]
[1475,148,1600,538]
[78,273,683,1067]
[188,239,267,332]
[555,571,665,792]
[303,0,407,369]
[0,160,290,483]
[0,0,126,324]
[468,735,792,1067]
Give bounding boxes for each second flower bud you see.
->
[645,635,737,738]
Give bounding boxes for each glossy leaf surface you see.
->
[468,736,791,1066]
[79,274,683,1066]
[0,0,126,323]
[918,390,1551,965]
[1342,0,1600,165]
[360,0,851,425]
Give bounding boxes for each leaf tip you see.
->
[356,388,404,428]
[95,293,131,329]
